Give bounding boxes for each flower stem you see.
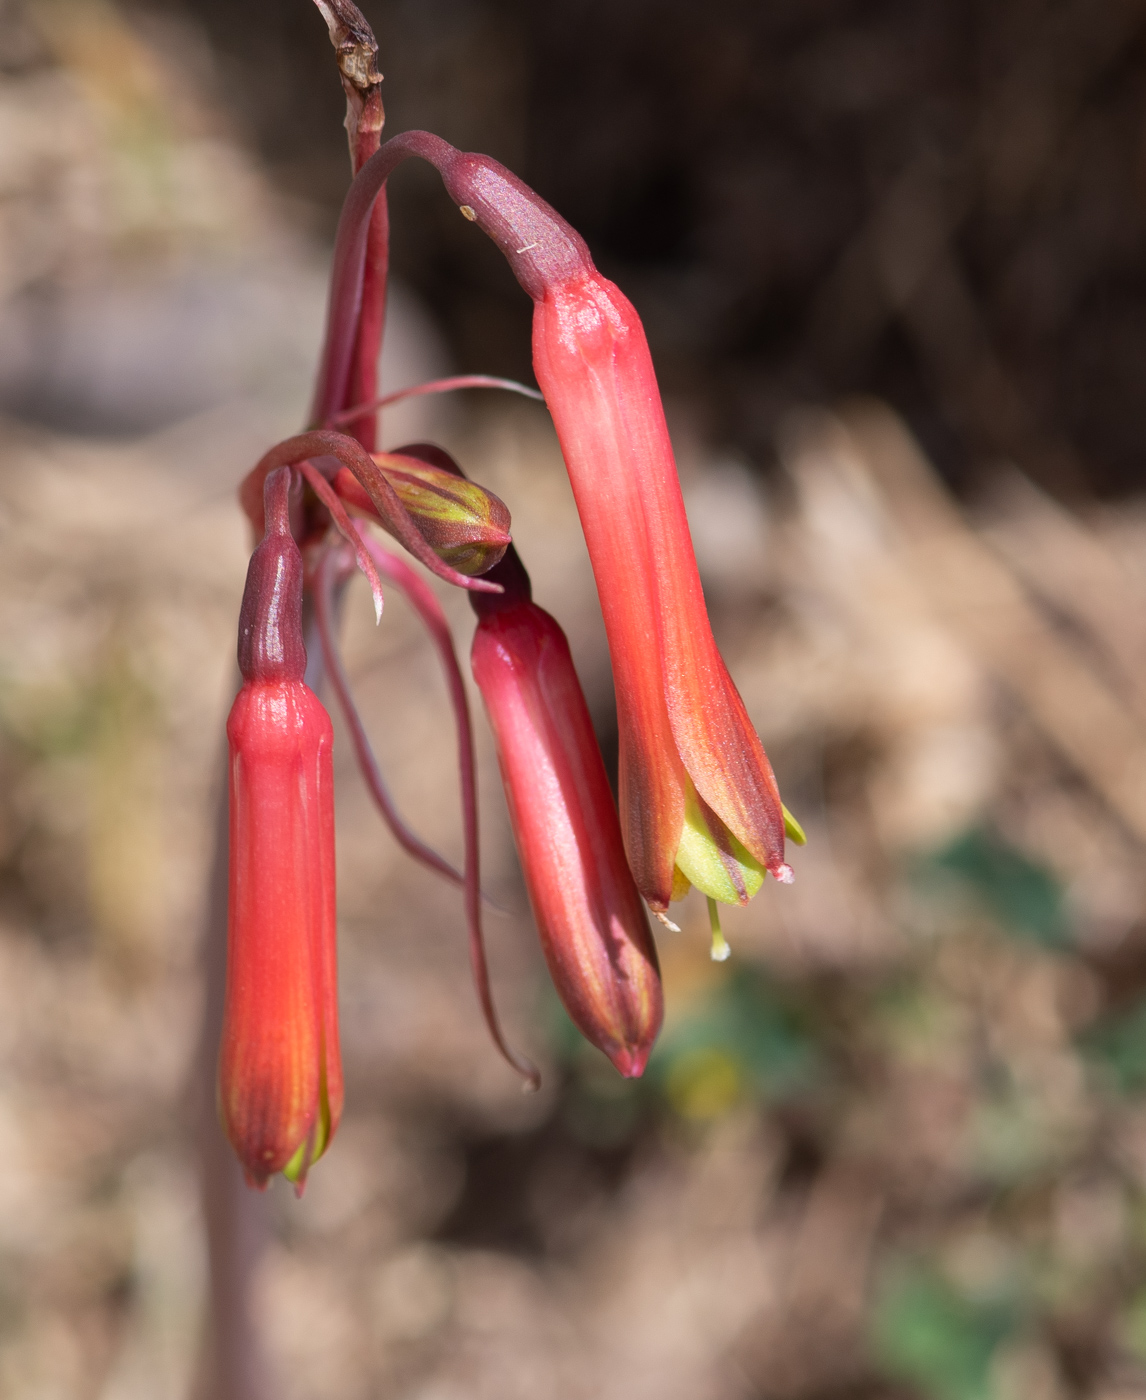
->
[325,374,543,430]
[311,0,388,446]
[313,544,464,887]
[358,531,539,1088]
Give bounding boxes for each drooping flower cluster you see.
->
[219,0,802,1190]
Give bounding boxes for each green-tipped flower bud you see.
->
[332,442,510,576]
[381,451,511,574]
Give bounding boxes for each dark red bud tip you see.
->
[237,466,307,683]
[437,150,593,301]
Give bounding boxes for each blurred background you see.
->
[4,0,1146,1397]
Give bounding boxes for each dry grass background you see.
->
[5,3,1146,1398]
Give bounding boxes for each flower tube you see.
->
[471,549,662,1075]
[430,145,797,912]
[220,466,342,1190]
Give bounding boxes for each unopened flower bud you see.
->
[333,442,511,576]
[220,466,342,1190]
[471,550,663,1076]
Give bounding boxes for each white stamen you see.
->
[655,910,681,933]
[707,895,730,961]
[775,863,795,884]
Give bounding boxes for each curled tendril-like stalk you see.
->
[312,535,537,1089]
[324,374,543,431]
[297,461,386,622]
[239,429,503,596]
[356,530,539,1089]
[312,542,460,886]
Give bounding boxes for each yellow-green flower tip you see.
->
[376,453,511,575]
[782,803,807,846]
[674,781,766,906]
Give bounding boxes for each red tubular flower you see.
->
[532,273,798,912]
[220,466,342,1190]
[431,147,797,914]
[470,550,663,1076]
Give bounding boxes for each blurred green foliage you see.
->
[538,818,1146,1397]
[1082,999,1146,1094]
[872,1263,1020,1400]
[918,826,1069,949]
[547,960,822,1142]
[650,965,821,1113]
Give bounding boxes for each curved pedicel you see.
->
[313,131,590,422]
